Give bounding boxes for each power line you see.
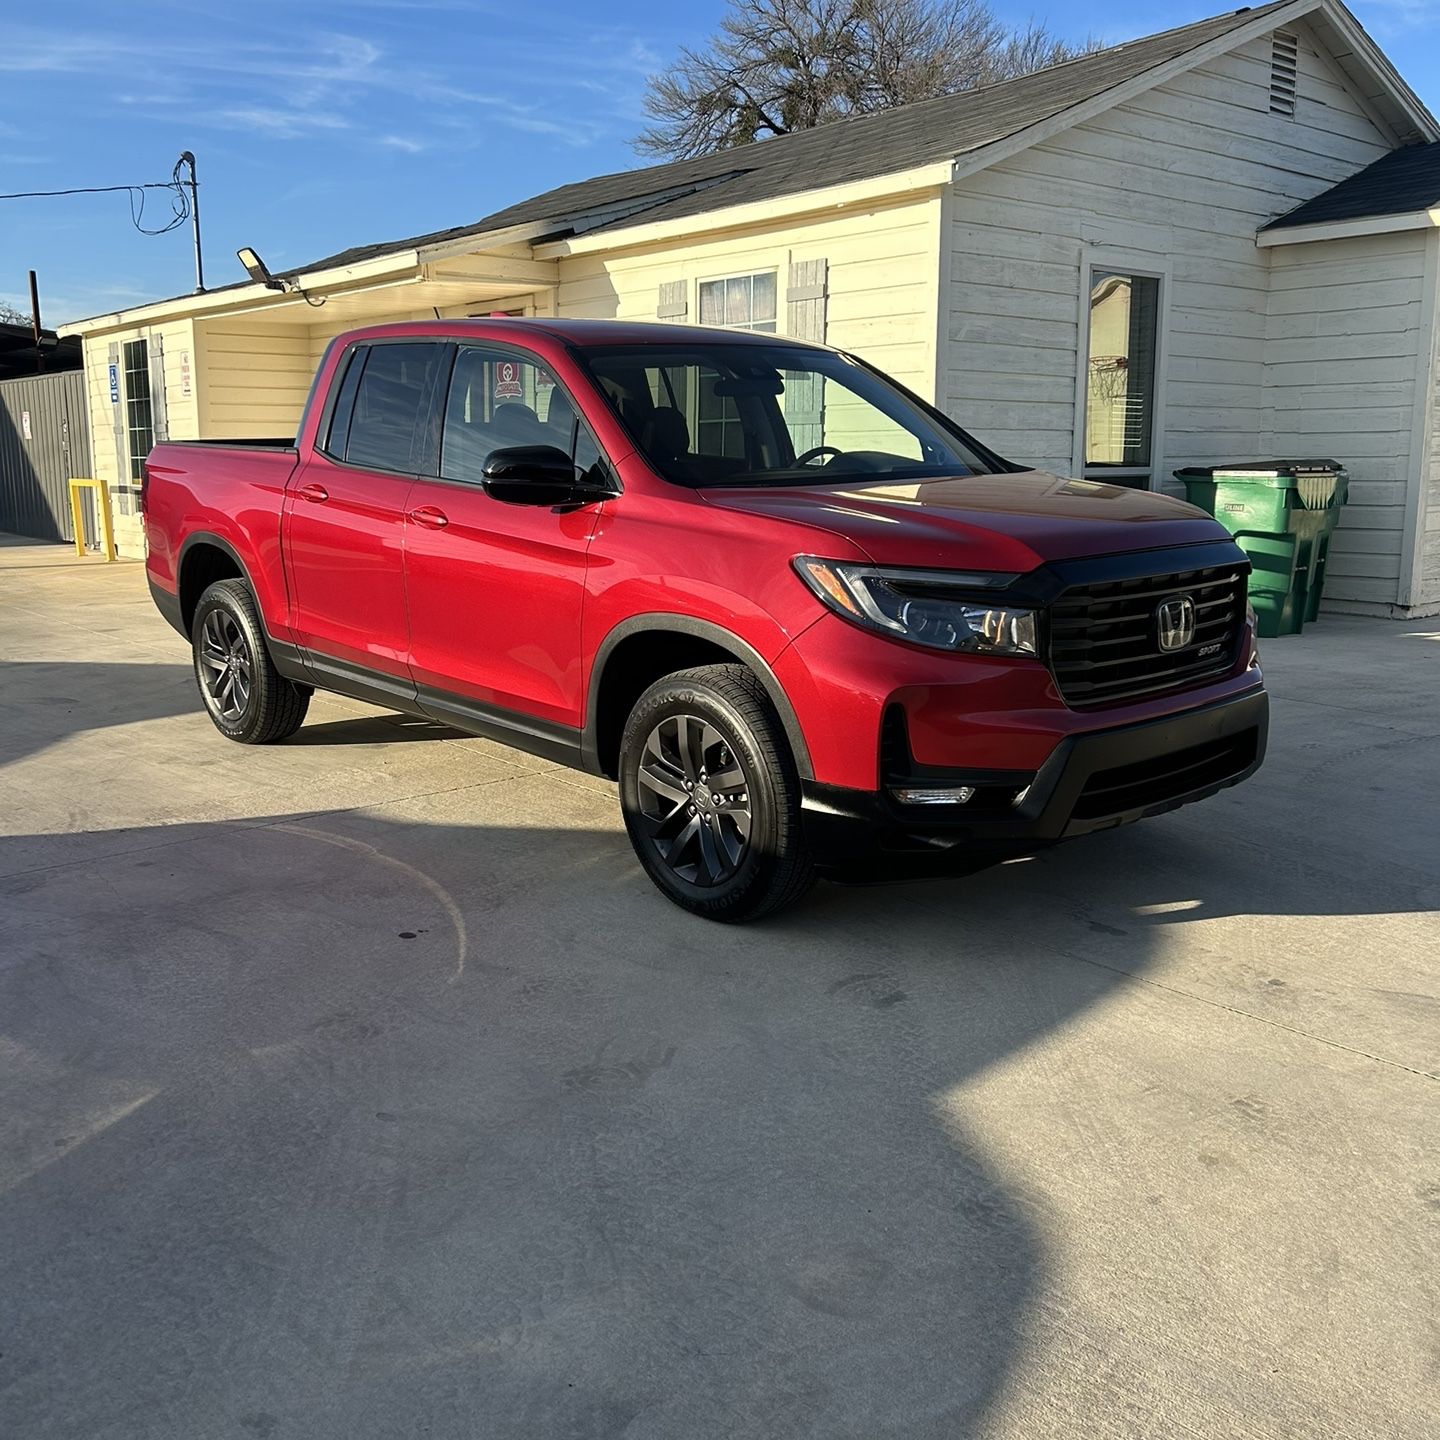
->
[1,157,194,239]
[0,182,181,199]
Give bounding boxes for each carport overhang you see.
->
[58,226,562,338]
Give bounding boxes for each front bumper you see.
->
[801,686,1268,878]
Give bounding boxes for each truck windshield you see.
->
[578,342,1001,487]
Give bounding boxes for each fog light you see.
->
[890,785,976,805]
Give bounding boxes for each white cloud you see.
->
[216,108,351,138]
[1356,0,1440,36]
[24,282,157,327]
[0,17,668,156]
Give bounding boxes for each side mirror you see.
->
[481,445,582,506]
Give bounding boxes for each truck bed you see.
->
[153,436,296,452]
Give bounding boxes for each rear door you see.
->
[402,341,607,735]
[283,340,445,698]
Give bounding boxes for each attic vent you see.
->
[1269,31,1298,116]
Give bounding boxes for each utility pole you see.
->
[179,151,205,293]
[28,269,43,373]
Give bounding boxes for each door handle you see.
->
[410,506,449,529]
[297,483,329,504]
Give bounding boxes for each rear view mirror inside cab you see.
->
[712,372,784,398]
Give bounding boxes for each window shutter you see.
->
[656,280,687,321]
[148,333,169,443]
[785,260,828,452]
[786,259,828,340]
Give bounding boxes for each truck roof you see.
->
[332,317,830,351]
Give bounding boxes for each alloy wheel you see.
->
[198,609,254,723]
[634,714,752,887]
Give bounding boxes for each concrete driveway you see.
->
[1,535,1436,1440]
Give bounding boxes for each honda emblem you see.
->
[1156,595,1196,652]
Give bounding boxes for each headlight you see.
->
[794,557,1038,656]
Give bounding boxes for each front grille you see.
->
[1048,563,1246,709]
[1072,731,1258,821]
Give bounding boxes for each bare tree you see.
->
[636,0,1098,160]
[0,300,32,327]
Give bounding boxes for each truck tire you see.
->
[191,578,310,744]
[618,664,817,922]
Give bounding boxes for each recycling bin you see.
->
[1174,461,1348,637]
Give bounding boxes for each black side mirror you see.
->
[481,445,584,506]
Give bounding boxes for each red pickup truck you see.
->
[144,318,1266,920]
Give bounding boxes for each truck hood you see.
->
[700,470,1226,571]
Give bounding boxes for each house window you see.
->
[693,274,777,457]
[122,339,153,482]
[1083,270,1160,487]
[698,273,777,333]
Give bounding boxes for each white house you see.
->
[60,0,1440,616]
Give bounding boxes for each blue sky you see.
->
[2,0,1437,324]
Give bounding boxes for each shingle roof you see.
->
[1262,140,1440,229]
[297,2,1298,274]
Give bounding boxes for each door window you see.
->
[1083,270,1160,486]
[323,346,366,457]
[440,346,603,484]
[341,342,445,474]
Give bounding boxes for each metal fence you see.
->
[0,369,94,544]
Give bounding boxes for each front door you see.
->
[403,342,605,736]
[283,340,446,697]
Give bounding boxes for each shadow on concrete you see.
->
[283,714,465,746]
[0,808,1106,1439]
[0,661,462,767]
[0,660,199,767]
[0,786,1431,1439]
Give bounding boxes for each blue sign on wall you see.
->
[108,363,119,404]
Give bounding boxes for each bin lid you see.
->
[1175,459,1343,481]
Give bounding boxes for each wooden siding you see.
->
[1263,229,1429,608]
[1425,409,1440,610]
[942,23,1400,604]
[1421,247,1440,611]
[196,321,313,439]
[554,194,941,402]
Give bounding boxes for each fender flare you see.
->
[583,613,813,780]
[176,530,257,614]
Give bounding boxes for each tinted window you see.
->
[343,342,443,473]
[441,345,604,484]
[324,346,366,457]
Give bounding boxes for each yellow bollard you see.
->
[66,478,117,562]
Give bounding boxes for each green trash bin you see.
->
[1174,461,1348,638]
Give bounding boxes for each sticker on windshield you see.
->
[494,360,524,401]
